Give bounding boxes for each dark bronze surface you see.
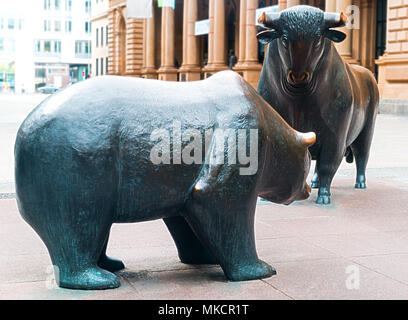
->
[15,71,314,289]
[257,5,379,204]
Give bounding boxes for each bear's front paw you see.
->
[225,260,276,281]
[59,267,121,290]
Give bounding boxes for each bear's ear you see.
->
[324,29,346,43]
[257,29,281,45]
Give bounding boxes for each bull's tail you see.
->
[345,146,354,163]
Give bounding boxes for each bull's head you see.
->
[257,5,347,88]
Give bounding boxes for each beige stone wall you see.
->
[377,0,408,100]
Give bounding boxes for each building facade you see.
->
[91,0,109,77]
[0,0,92,93]
[99,0,407,109]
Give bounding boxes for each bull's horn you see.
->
[299,132,316,147]
[258,11,280,28]
[324,12,347,28]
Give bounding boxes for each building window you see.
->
[85,21,91,33]
[101,26,104,46]
[55,0,60,10]
[44,40,51,53]
[85,0,91,13]
[0,38,4,52]
[44,0,51,10]
[106,57,108,73]
[8,19,14,30]
[106,25,108,45]
[34,40,41,53]
[65,20,72,32]
[75,40,90,58]
[65,0,72,11]
[54,21,61,32]
[18,19,23,30]
[44,20,51,32]
[96,58,99,76]
[54,40,61,53]
[0,18,4,30]
[96,28,99,46]
[101,58,104,75]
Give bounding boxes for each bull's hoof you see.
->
[355,182,366,189]
[225,260,276,281]
[316,194,331,205]
[311,181,319,189]
[355,175,366,189]
[98,255,125,272]
[59,267,121,290]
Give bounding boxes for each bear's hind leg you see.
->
[163,216,218,265]
[51,221,120,290]
[41,211,120,290]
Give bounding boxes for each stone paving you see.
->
[1,93,408,299]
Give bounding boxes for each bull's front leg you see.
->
[311,167,319,189]
[315,143,346,205]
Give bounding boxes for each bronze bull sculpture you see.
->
[257,5,379,204]
[15,71,315,289]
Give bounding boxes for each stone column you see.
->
[157,6,178,81]
[142,3,157,79]
[179,0,201,81]
[243,0,262,88]
[234,0,247,68]
[278,0,287,11]
[204,0,228,77]
[213,0,227,66]
[325,0,336,12]
[335,0,352,59]
[287,0,301,7]
[207,0,215,67]
[245,0,260,64]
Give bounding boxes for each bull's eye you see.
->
[281,36,288,48]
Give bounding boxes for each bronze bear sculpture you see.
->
[257,5,379,204]
[15,71,315,290]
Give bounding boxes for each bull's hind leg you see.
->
[185,192,275,281]
[98,229,125,272]
[311,167,319,189]
[351,117,377,189]
[164,216,217,264]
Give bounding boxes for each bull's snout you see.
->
[288,70,310,85]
